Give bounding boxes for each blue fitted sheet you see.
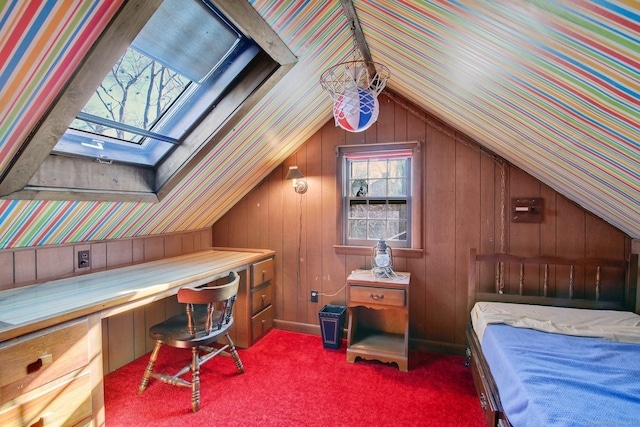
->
[482,324,640,427]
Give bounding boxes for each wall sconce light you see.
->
[285,166,308,194]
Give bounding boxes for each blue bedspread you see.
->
[482,324,640,427]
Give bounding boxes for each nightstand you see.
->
[346,270,410,372]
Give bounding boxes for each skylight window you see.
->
[53,0,259,167]
[0,0,295,202]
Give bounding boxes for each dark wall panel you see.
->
[212,91,632,351]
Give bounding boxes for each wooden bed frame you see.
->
[465,248,639,427]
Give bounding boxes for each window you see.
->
[53,0,259,168]
[345,151,411,247]
[338,142,421,251]
[0,0,295,202]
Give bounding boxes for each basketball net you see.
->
[320,53,390,132]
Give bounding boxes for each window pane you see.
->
[387,221,407,241]
[388,159,407,177]
[388,178,406,196]
[73,49,191,142]
[368,178,386,197]
[349,220,367,239]
[367,220,387,240]
[368,200,386,219]
[349,200,367,218]
[350,179,368,197]
[388,201,407,219]
[350,161,368,179]
[368,160,387,179]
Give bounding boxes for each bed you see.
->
[465,248,640,427]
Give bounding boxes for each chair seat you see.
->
[149,306,234,348]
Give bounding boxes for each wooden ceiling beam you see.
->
[339,0,372,61]
[339,0,377,78]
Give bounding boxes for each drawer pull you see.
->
[27,354,53,374]
[262,270,267,282]
[30,412,53,427]
[479,392,487,411]
[369,293,385,300]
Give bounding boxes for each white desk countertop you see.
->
[0,248,274,342]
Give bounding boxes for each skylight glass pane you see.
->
[70,48,190,143]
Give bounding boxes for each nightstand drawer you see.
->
[0,319,89,405]
[350,286,405,307]
[251,283,273,315]
[251,258,274,288]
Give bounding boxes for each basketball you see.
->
[333,86,379,132]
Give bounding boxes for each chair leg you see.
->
[191,347,201,412]
[225,333,244,374]
[139,340,163,394]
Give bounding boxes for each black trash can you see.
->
[318,305,346,349]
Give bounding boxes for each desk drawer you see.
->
[0,320,89,405]
[251,258,274,288]
[251,283,273,315]
[350,286,405,307]
[0,372,91,427]
[251,305,272,342]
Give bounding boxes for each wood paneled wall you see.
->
[0,228,212,373]
[212,91,632,353]
[0,228,212,290]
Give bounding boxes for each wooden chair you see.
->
[138,271,244,412]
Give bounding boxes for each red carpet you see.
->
[105,329,485,426]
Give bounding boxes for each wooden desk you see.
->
[0,248,274,426]
[346,270,410,372]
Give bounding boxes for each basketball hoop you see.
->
[320,60,390,132]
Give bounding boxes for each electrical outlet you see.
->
[78,250,91,269]
[310,290,318,303]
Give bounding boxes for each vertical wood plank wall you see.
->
[0,228,212,373]
[212,91,632,353]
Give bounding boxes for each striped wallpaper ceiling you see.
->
[0,0,637,249]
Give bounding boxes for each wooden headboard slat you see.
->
[474,251,628,268]
[469,248,639,314]
[596,266,601,301]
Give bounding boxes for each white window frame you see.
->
[336,141,422,255]
[343,150,412,247]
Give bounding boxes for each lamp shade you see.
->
[285,166,304,180]
[285,166,307,194]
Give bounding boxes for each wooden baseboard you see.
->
[273,319,321,336]
[410,338,467,356]
[272,319,467,356]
